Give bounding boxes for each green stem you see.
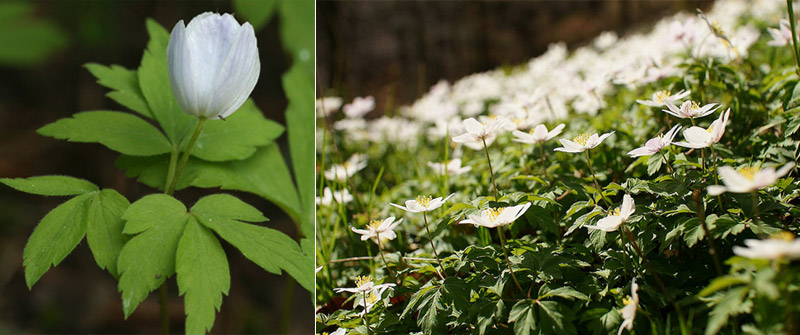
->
[659,150,674,174]
[376,232,395,281]
[362,290,373,335]
[423,212,445,279]
[694,190,723,276]
[163,150,179,193]
[278,278,295,334]
[497,225,523,293]
[787,0,800,75]
[482,138,499,200]
[167,117,207,195]
[585,150,611,207]
[539,142,550,180]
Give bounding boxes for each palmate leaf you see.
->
[176,219,230,335]
[117,143,302,222]
[1,176,130,286]
[84,63,152,118]
[117,194,188,317]
[192,194,313,292]
[283,63,314,238]
[37,111,172,156]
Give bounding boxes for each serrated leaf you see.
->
[137,18,194,145]
[283,63,314,237]
[0,175,97,196]
[509,300,535,335]
[37,111,172,156]
[118,194,188,317]
[116,144,301,220]
[193,196,312,291]
[706,287,750,335]
[699,276,748,297]
[23,193,93,288]
[539,286,589,301]
[84,63,152,118]
[233,0,279,31]
[86,189,130,277]
[176,219,230,335]
[184,99,284,162]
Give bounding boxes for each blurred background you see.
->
[317,0,715,113]
[0,0,311,333]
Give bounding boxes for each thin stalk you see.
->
[709,146,726,211]
[278,278,295,334]
[701,148,706,174]
[167,117,207,195]
[159,284,169,334]
[482,138,499,200]
[585,150,611,207]
[497,225,524,294]
[423,212,446,279]
[693,190,723,276]
[163,150,179,192]
[623,226,687,333]
[361,291,373,335]
[787,0,800,75]
[751,191,762,226]
[375,232,395,281]
[659,150,674,174]
[539,142,550,180]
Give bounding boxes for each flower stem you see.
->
[423,212,446,279]
[751,191,762,226]
[585,150,611,207]
[497,225,523,293]
[623,226,687,332]
[167,117,207,195]
[482,138,499,200]
[159,284,169,334]
[787,0,800,75]
[376,232,395,281]
[361,291,373,335]
[659,150,674,174]
[539,142,550,180]
[693,190,723,276]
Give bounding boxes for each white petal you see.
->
[620,194,634,218]
[706,185,728,196]
[547,124,566,140]
[463,118,484,135]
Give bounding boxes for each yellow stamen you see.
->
[622,296,633,305]
[416,195,432,208]
[737,166,760,181]
[355,275,372,288]
[770,231,796,242]
[486,207,504,221]
[364,291,380,305]
[654,90,671,104]
[707,125,714,134]
[367,219,383,230]
[610,208,621,216]
[691,101,700,110]
[572,133,591,146]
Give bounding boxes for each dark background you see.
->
[317,0,714,116]
[0,1,311,333]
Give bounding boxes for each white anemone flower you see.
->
[627,125,681,157]
[427,158,472,175]
[459,203,531,228]
[390,194,454,213]
[767,20,793,47]
[733,232,800,260]
[662,100,719,119]
[315,187,353,206]
[316,96,343,117]
[511,124,566,144]
[674,108,730,149]
[343,96,375,119]
[554,131,615,153]
[350,217,403,244]
[618,279,639,335]
[167,12,259,120]
[585,194,635,232]
[324,154,368,181]
[334,275,395,295]
[636,90,690,107]
[451,117,509,147]
[707,163,794,195]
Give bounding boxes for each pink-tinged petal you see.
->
[627,146,654,157]
[664,124,682,143]
[706,185,728,196]
[351,227,370,235]
[681,127,712,148]
[452,133,477,143]
[620,194,634,218]
[644,137,663,151]
[532,124,548,140]
[463,118,484,134]
[717,166,754,192]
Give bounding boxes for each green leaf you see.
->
[0,175,97,196]
[137,19,194,145]
[699,276,748,297]
[233,0,279,31]
[539,286,590,301]
[192,194,312,291]
[85,63,153,118]
[23,193,93,288]
[705,287,750,335]
[510,301,535,335]
[118,194,188,317]
[0,2,67,67]
[537,300,576,334]
[116,144,302,220]
[86,189,130,277]
[185,99,284,162]
[283,63,314,237]
[176,219,230,335]
[37,111,172,156]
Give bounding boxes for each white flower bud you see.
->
[167,12,260,120]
